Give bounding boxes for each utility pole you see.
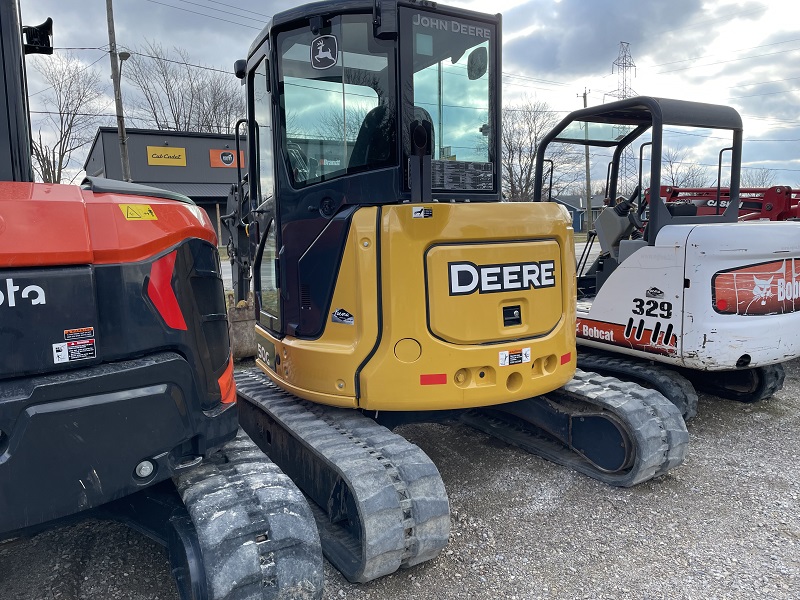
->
[105,0,131,182]
[579,88,592,233]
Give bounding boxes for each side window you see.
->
[412,39,490,163]
[401,8,496,193]
[253,59,275,203]
[255,220,280,331]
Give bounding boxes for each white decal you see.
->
[331,308,355,325]
[413,207,433,219]
[0,278,46,307]
[751,276,774,306]
[53,343,69,364]
[778,278,800,301]
[449,261,556,295]
[257,343,271,364]
[412,13,491,38]
[581,324,615,342]
[52,339,96,363]
[311,35,338,70]
[499,347,531,367]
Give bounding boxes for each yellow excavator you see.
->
[225,0,688,585]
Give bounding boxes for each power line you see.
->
[648,35,800,69]
[664,128,800,142]
[126,50,233,74]
[141,0,261,30]
[173,0,271,21]
[730,86,800,100]
[657,46,800,75]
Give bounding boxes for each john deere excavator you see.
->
[0,2,322,598]
[533,97,800,419]
[226,0,689,584]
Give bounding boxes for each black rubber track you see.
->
[578,350,699,420]
[462,369,689,487]
[235,370,450,584]
[679,363,786,404]
[174,431,324,600]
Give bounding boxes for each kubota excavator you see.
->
[225,0,689,584]
[0,2,323,598]
[534,97,800,419]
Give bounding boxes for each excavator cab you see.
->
[238,0,577,411]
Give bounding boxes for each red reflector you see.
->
[560,352,572,365]
[218,356,236,404]
[717,298,728,311]
[147,251,187,330]
[420,373,447,385]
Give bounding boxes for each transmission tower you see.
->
[609,42,637,195]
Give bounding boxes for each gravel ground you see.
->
[2,359,799,599]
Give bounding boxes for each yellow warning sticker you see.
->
[119,204,158,220]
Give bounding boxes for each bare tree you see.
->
[30,53,108,183]
[740,167,776,188]
[124,40,244,133]
[313,105,373,142]
[661,146,711,188]
[502,100,582,201]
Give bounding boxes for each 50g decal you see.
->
[632,298,672,319]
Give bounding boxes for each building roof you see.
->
[554,194,606,210]
[83,127,246,193]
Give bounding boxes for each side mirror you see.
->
[467,47,487,80]
[234,59,247,80]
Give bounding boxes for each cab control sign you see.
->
[53,326,97,363]
[53,339,96,363]
[499,347,531,367]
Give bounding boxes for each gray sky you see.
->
[20,0,800,184]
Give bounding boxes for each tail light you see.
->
[218,355,236,404]
[147,250,188,330]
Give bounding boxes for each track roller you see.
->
[462,369,688,487]
[578,350,699,420]
[236,370,450,584]
[679,363,786,404]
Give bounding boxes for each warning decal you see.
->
[119,204,158,220]
[64,327,94,341]
[499,347,531,367]
[412,207,433,219]
[53,339,97,364]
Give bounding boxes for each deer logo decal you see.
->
[311,35,338,70]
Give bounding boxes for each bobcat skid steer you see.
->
[534,97,800,419]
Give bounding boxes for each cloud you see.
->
[502,0,707,78]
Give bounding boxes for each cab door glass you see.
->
[256,221,280,331]
[253,58,275,203]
